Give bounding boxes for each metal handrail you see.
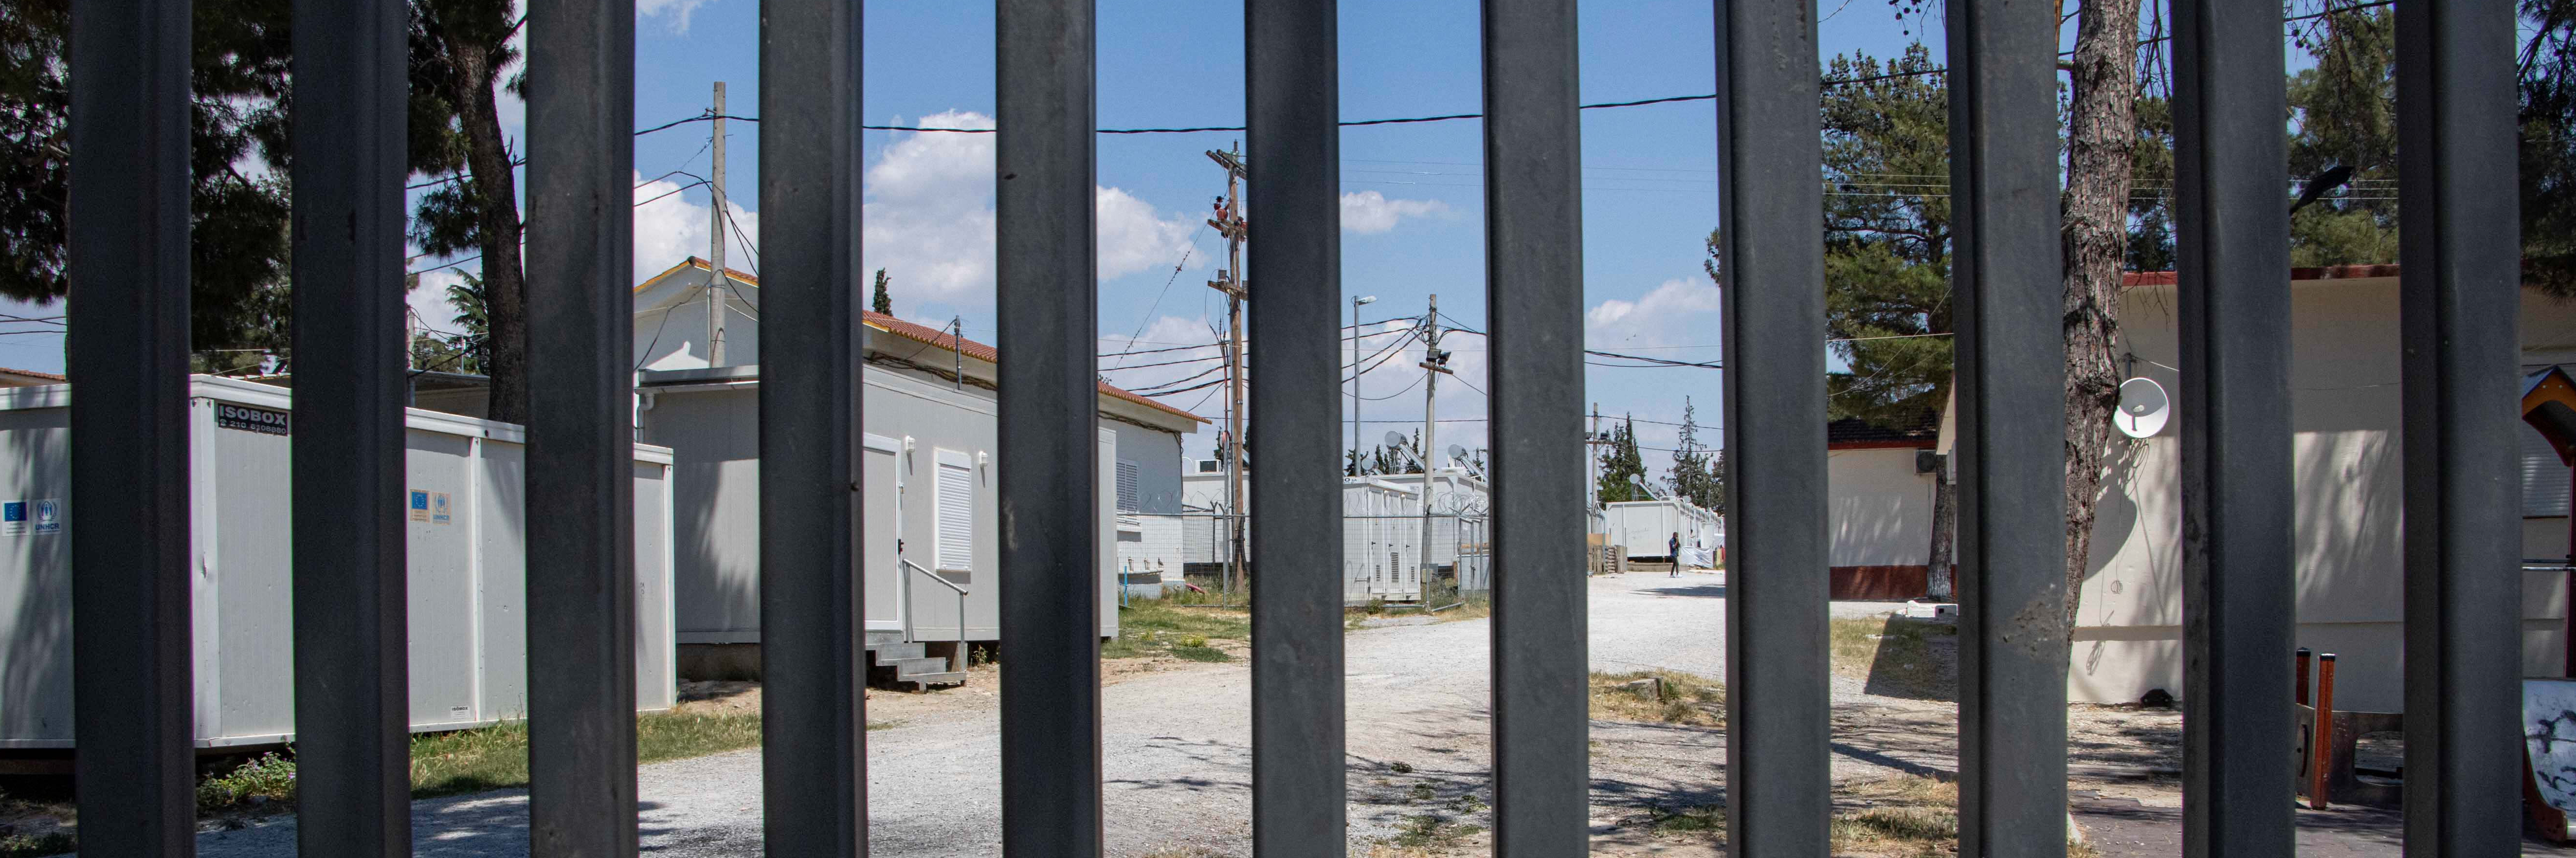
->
[902,558,969,672]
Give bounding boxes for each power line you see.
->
[595,3,2395,153]
[1122,362,1226,393]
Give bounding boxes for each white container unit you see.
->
[0,377,677,748]
[1342,477,1422,602]
[1604,499,1719,561]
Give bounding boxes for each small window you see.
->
[935,449,974,571]
[1117,459,1141,512]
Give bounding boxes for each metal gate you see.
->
[63,0,2524,855]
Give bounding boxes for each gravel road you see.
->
[149,570,1937,857]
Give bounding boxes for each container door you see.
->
[862,434,902,632]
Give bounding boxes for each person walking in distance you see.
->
[1668,532,1681,577]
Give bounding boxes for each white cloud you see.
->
[1339,191,1451,235]
[407,268,471,333]
[633,170,760,280]
[1097,186,1199,281]
[1584,276,1723,350]
[639,0,713,33]
[858,111,1206,310]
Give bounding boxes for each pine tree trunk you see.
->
[2060,0,2141,637]
[449,44,528,425]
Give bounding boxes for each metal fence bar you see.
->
[997,0,1105,852]
[2170,2,2294,855]
[1943,0,2069,853]
[1714,0,1831,852]
[2394,0,2523,851]
[759,0,867,852]
[524,0,640,852]
[1246,0,1349,852]
[67,0,196,851]
[1480,0,1589,851]
[289,0,413,852]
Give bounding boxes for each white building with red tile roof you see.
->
[628,257,1207,683]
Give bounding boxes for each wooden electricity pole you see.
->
[1206,145,1249,596]
[706,81,730,367]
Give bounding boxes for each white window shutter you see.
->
[2524,420,2572,518]
[1117,459,1140,512]
[936,450,975,570]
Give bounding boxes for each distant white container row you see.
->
[1603,499,1723,563]
[0,377,678,748]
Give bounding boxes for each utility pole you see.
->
[1205,145,1249,598]
[1415,295,1452,602]
[1351,294,1377,474]
[706,81,729,367]
[1588,402,1603,512]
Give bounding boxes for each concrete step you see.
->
[864,629,907,647]
[868,641,927,661]
[901,671,967,687]
[890,656,951,677]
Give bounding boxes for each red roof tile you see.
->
[2120,263,2402,288]
[657,257,1207,425]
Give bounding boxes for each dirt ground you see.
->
[29,571,2543,857]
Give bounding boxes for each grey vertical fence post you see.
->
[2395,0,2522,851]
[1944,0,2069,853]
[1714,0,1831,852]
[67,0,197,851]
[1246,0,1348,852]
[997,0,1105,852]
[2171,2,2294,855]
[525,0,640,852]
[1480,0,1588,852]
[290,0,413,852]
[760,0,868,851]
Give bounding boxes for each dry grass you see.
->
[1344,595,1492,631]
[1105,599,1250,661]
[1827,775,2099,858]
[1587,670,1725,727]
[1828,617,1954,699]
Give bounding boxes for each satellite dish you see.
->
[2115,377,2170,438]
[1446,444,1468,462]
[1383,430,1409,450]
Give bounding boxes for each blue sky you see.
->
[2,1,2001,479]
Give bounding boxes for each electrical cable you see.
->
[633,281,709,371]
[1133,375,1229,397]
[618,3,2394,141]
[1105,224,1208,369]
[1122,363,1225,394]
[1098,341,1219,359]
[1100,351,1228,372]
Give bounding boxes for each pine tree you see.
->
[1666,397,1723,513]
[871,268,894,315]
[1596,416,1648,503]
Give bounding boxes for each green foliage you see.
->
[0,0,294,347]
[872,268,894,315]
[1595,415,1647,503]
[1106,600,1248,660]
[0,832,74,858]
[405,270,489,374]
[1663,397,1723,514]
[196,751,299,811]
[2286,6,2402,267]
[186,712,765,815]
[2521,0,2576,296]
[1814,47,1955,424]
